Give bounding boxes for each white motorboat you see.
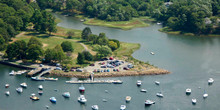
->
[208,78,214,84]
[30,94,40,101]
[5,84,10,88]
[9,70,15,76]
[137,80,142,86]
[145,100,155,106]
[38,85,43,90]
[126,96,131,102]
[156,92,164,98]
[91,105,99,110]
[78,95,87,103]
[5,91,10,96]
[79,86,85,92]
[141,89,147,93]
[192,98,197,104]
[155,81,160,85]
[20,82,27,88]
[38,91,43,95]
[102,99,107,102]
[150,52,155,55]
[186,88,191,94]
[120,105,126,110]
[50,97,56,103]
[203,93,208,98]
[16,87,23,93]
[62,92,70,98]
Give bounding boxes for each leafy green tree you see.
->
[14,40,27,59]
[44,48,56,63]
[82,51,93,61]
[61,41,74,52]
[5,43,17,60]
[82,27,92,40]
[108,41,118,51]
[28,37,43,47]
[77,52,85,64]
[66,31,75,38]
[26,44,44,62]
[54,45,66,62]
[0,35,6,51]
[93,45,112,57]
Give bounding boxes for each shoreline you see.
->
[50,68,170,78]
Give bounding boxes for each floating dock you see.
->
[66,80,123,84]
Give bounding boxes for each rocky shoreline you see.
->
[50,68,170,78]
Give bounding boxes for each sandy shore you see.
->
[50,68,170,78]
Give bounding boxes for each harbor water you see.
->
[0,13,220,110]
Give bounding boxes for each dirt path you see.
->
[16,32,25,37]
[80,43,88,51]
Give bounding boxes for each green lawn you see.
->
[113,42,140,58]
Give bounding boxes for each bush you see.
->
[61,41,74,52]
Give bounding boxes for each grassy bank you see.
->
[159,27,220,37]
[83,17,151,30]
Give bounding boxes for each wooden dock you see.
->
[66,80,123,84]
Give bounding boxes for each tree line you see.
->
[0,0,56,51]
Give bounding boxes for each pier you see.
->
[66,80,123,84]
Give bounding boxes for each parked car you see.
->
[107,69,110,72]
[113,69,116,71]
[104,69,107,72]
[55,67,62,70]
[39,64,44,67]
[123,67,129,70]
[89,64,95,66]
[116,69,119,72]
[97,69,100,72]
[76,69,83,72]
[101,58,108,61]
[101,65,107,68]
[93,69,97,72]
[127,64,134,68]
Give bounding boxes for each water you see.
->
[0,13,220,110]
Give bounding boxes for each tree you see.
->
[0,35,6,51]
[82,51,93,61]
[54,45,66,62]
[66,30,75,39]
[14,40,27,59]
[61,41,74,52]
[26,44,44,62]
[28,37,43,47]
[108,41,118,51]
[77,52,85,64]
[93,45,112,57]
[5,43,17,60]
[44,48,56,63]
[81,27,92,40]
[47,14,57,35]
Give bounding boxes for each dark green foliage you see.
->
[0,35,6,51]
[81,27,92,40]
[5,40,27,60]
[28,37,43,47]
[44,48,56,63]
[77,52,85,64]
[61,41,74,52]
[54,45,66,62]
[82,51,93,61]
[26,44,44,62]
[66,31,75,38]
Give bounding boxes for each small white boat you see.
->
[120,105,126,110]
[38,85,43,90]
[50,97,56,103]
[5,84,10,88]
[126,96,131,102]
[105,90,108,93]
[5,91,10,96]
[38,91,43,95]
[186,88,191,94]
[102,99,107,102]
[20,82,27,88]
[203,93,208,98]
[156,92,164,98]
[145,100,155,106]
[208,78,214,84]
[45,105,50,109]
[79,86,85,92]
[150,52,155,55]
[91,105,99,110]
[157,22,162,25]
[62,92,70,98]
[192,98,197,104]
[16,87,23,93]
[9,70,15,76]
[141,89,147,93]
[155,81,160,85]
[78,95,87,103]
[137,80,142,86]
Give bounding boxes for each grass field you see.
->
[113,42,140,58]
[83,17,151,30]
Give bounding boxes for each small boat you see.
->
[126,96,131,102]
[38,91,43,95]
[20,82,27,88]
[186,88,191,94]
[157,22,162,25]
[192,98,197,104]
[38,85,43,90]
[141,89,147,93]
[50,97,57,103]
[30,95,40,101]
[45,105,50,109]
[31,77,45,81]
[31,93,36,96]
[16,87,23,93]
[91,105,99,110]
[120,105,126,110]
[105,90,108,93]
[9,70,15,76]
[45,77,58,81]
[102,99,107,102]
[137,80,142,86]
[5,84,10,88]
[62,92,70,98]
[78,95,87,103]
[203,93,208,98]
[5,91,10,96]
[150,52,155,55]
[156,92,164,98]
[145,100,155,106]
[112,80,123,84]
[155,81,160,85]
[208,78,214,84]
[80,19,85,22]
[79,86,85,92]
